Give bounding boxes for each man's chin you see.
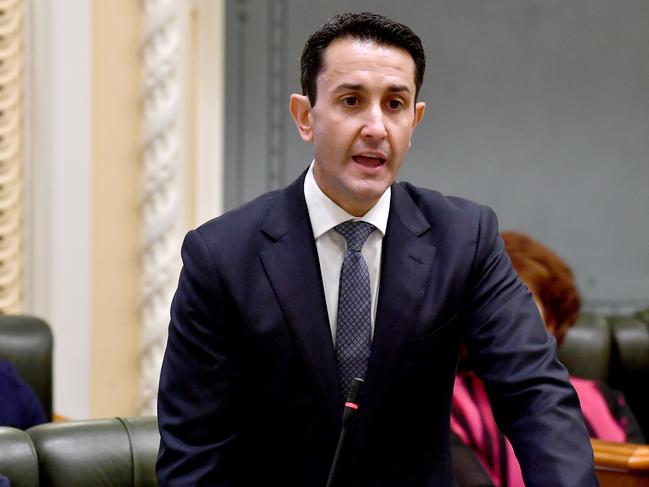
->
[344,182,390,210]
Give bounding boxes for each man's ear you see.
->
[289,94,314,142]
[412,101,426,129]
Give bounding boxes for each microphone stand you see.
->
[326,378,364,487]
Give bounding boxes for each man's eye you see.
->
[342,97,359,107]
[388,99,403,110]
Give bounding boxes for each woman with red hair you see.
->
[451,231,643,487]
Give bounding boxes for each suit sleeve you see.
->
[157,229,240,486]
[463,206,598,487]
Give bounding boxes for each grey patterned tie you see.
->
[334,220,376,397]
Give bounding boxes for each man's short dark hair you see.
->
[300,12,426,106]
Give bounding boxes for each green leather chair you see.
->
[0,315,53,420]
[0,426,39,487]
[26,416,159,487]
[609,312,649,440]
[121,417,160,486]
[558,310,649,438]
[559,313,612,383]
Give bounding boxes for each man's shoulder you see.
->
[393,181,500,251]
[195,170,308,242]
[0,359,21,385]
[194,189,282,240]
[0,360,34,404]
[395,180,487,220]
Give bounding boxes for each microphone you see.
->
[325,378,364,487]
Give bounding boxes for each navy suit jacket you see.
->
[157,171,597,486]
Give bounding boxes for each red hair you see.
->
[501,231,581,345]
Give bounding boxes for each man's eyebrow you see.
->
[331,83,413,94]
[332,83,364,92]
[386,84,412,94]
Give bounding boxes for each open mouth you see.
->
[352,155,386,168]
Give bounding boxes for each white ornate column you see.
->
[0,0,23,313]
[140,0,188,414]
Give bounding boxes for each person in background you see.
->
[451,230,644,487]
[0,360,47,430]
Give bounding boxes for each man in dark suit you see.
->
[157,12,597,486]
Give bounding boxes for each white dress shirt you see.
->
[303,161,391,344]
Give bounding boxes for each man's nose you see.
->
[360,105,387,139]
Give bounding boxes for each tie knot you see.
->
[334,221,376,252]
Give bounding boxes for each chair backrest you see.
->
[0,426,39,487]
[0,315,53,420]
[609,313,649,440]
[559,311,649,438]
[27,416,159,487]
[559,313,612,383]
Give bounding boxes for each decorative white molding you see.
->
[140,0,188,415]
[0,0,23,313]
[139,0,225,414]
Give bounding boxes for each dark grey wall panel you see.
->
[224,0,649,310]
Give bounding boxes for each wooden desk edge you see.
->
[592,439,649,471]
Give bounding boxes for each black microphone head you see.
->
[347,377,364,404]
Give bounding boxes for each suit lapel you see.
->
[259,173,342,423]
[258,176,438,431]
[357,182,437,435]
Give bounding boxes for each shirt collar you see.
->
[304,161,391,240]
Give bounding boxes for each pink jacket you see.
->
[451,372,628,487]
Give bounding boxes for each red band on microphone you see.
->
[344,402,359,410]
